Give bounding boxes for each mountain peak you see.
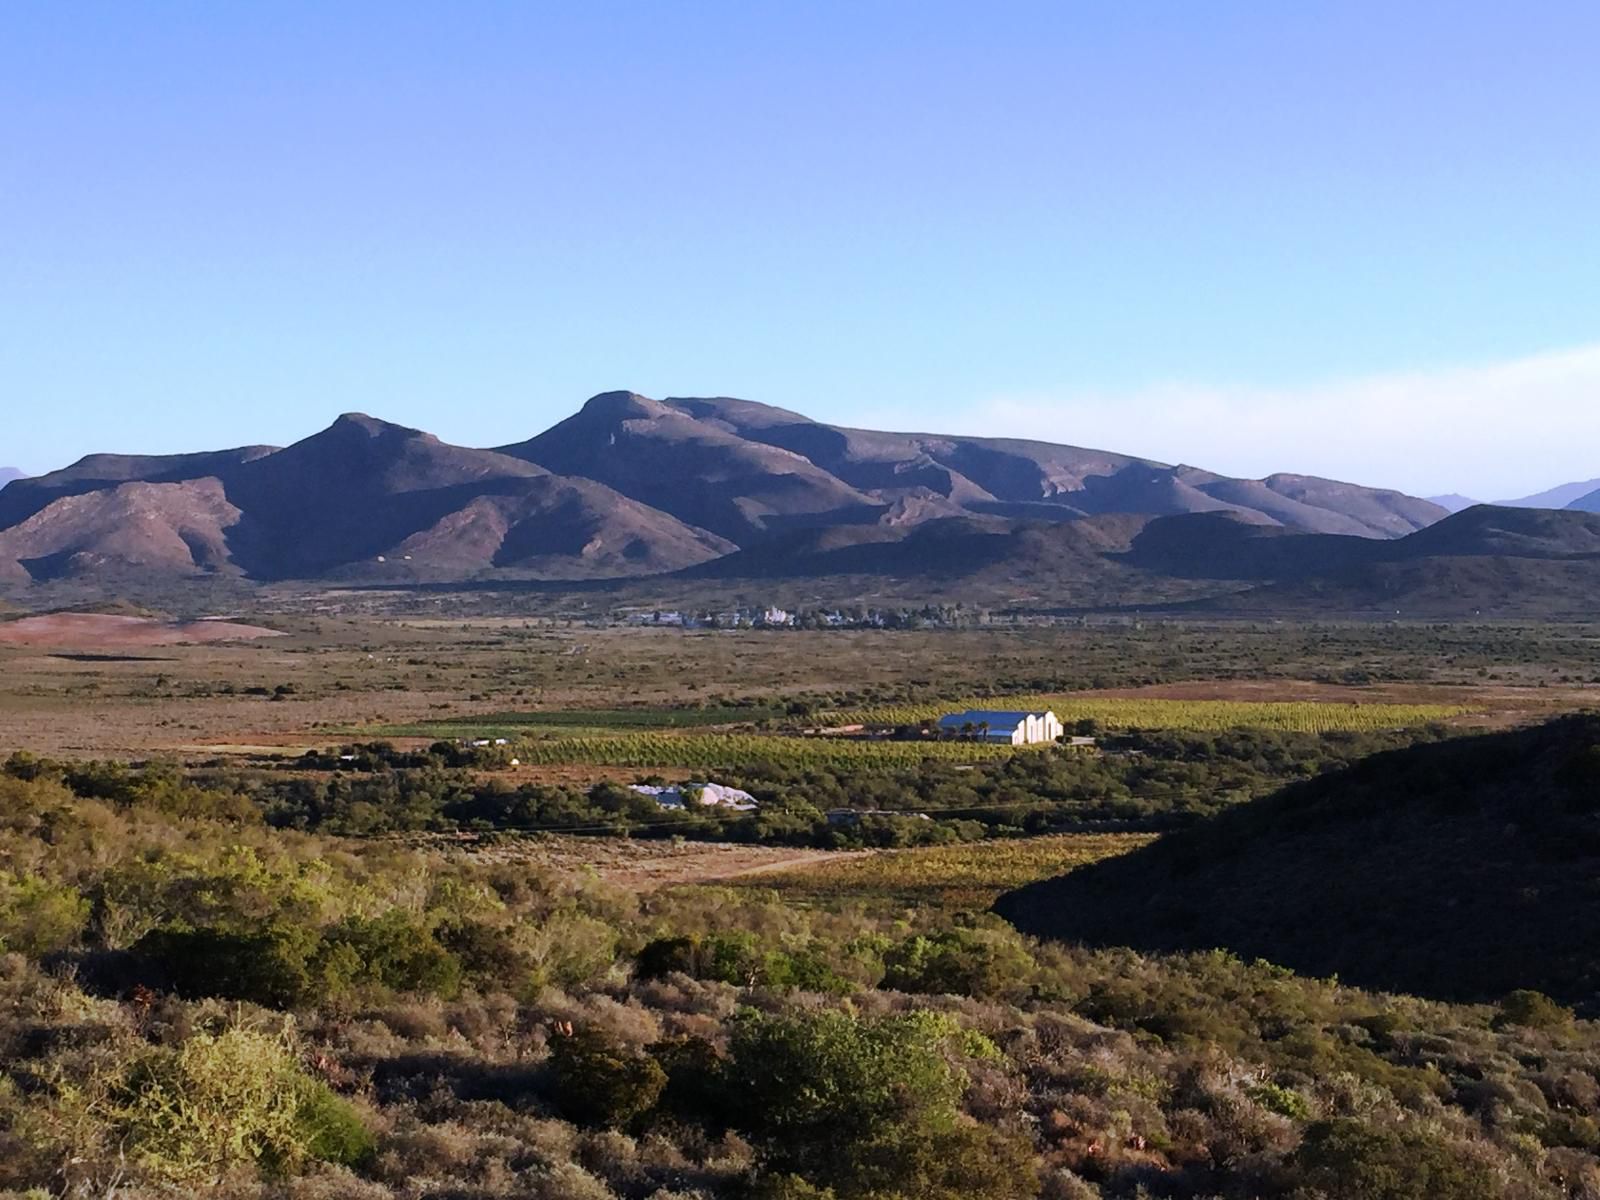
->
[327,412,427,439]
[578,391,671,421]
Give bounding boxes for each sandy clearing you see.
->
[389,832,866,891]
[0,613,283,648]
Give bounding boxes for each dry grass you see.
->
[735,833,1155,911]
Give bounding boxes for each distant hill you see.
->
[996,715,1600,1012]
[1495,478,1600,509]
[1426,493,1480,513]
[1569,487,1600,513]
[0,468,25,490]
[0,392,1448,589]
[1172,506,1600,617]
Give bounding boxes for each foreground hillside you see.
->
[4,757,1600,1199]
[997,715,1600,1011]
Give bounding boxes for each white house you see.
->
[628,781,759,811]
[935,709,1064,746]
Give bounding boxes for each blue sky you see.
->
[4,2,1598,497]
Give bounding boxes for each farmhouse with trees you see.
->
[935,709,1064,745]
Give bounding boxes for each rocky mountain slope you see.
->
[0,391,1465,592]
[0,414,731,582]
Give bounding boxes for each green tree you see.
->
[881,927,1036,999]
[723,1009,1030,1199]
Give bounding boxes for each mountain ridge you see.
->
[1496,477,1600,510]
[0,393,1534,612]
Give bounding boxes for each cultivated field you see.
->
[736,832,1156,910]
[0,608,1595,758]
[827,695,1468,732]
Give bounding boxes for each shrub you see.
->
[293,1079,377,1167]
[321,911,463,998]
[721,1008,1023,1197]
[637,934,851,994]
[1248,1080,1312,1120]
[1493,989,1573,1030]
[1288,1119,1494,1200]
[105,1027,374,1181]
[881,927,1036,999]
[133,925,319,1008]
[0,873,90,957]
[548,1026,668,1127]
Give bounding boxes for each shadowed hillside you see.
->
[995,715,1600,1011]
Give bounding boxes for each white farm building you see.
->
[935,709,1064,746]
[628,782,759,811]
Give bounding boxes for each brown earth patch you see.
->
[0,613,283,648]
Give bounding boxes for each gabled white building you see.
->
[935,709,1064,746]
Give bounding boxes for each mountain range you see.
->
[1500,477,1600,511]
[1428,479,1600,514]
[2,392,1597,614]
[0,469,25,489]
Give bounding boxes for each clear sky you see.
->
[4,2,1598,498]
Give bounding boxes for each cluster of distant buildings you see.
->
[625,607,804,628]
[621,605,999,630]
[626,781,933,827]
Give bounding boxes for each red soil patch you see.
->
[0,613,283,648]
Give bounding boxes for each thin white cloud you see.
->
[857,344,1600,501]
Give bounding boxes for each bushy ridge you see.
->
[997,714,1600,1010]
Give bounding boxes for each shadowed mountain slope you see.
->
[996,715,1600,1012]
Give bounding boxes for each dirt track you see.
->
[398,832,866,890]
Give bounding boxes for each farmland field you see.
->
[736,831,1155,910]
[827,695,1472,732]
[368,704,791,740]
[505,731,1028,768]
